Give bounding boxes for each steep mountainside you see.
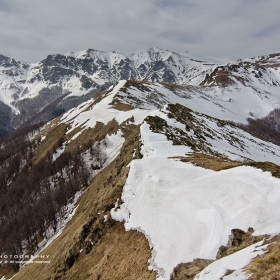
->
[1,79,280,280]
[1,48,280,136]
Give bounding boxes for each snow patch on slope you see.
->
[117,82,280,124]
[60,80,166,135]
[194,241,269,280]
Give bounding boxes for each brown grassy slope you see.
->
[32,123,68,164]
[245,235,280,280]
[171,259,213,280]
[13,124,156,280]
[64,119,119,154]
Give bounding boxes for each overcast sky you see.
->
[0,0,280,62]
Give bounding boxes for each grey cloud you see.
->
[159,30,202,44]
[154,0,191,9]
[0,0,16,13]
[251,23,280,38]
[0,0,280,62]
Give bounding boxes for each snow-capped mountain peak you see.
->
[0,47,280,137]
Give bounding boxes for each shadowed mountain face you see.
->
[1,47,280,135]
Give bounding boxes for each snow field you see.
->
[111,122,280,280]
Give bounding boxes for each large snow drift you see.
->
[112,122,280,279]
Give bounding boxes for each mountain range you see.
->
[1,47,280,280]
[1,47,280,135]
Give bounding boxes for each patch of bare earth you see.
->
[109,98,134,111]
[180,153,243,171]
[159,82,185,91]
[13,124,156,280]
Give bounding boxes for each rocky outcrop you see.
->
[171,228,267,280]
[171,259,214,280]
[216,228,264,259]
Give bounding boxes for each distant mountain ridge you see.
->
[0,47,280,135]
